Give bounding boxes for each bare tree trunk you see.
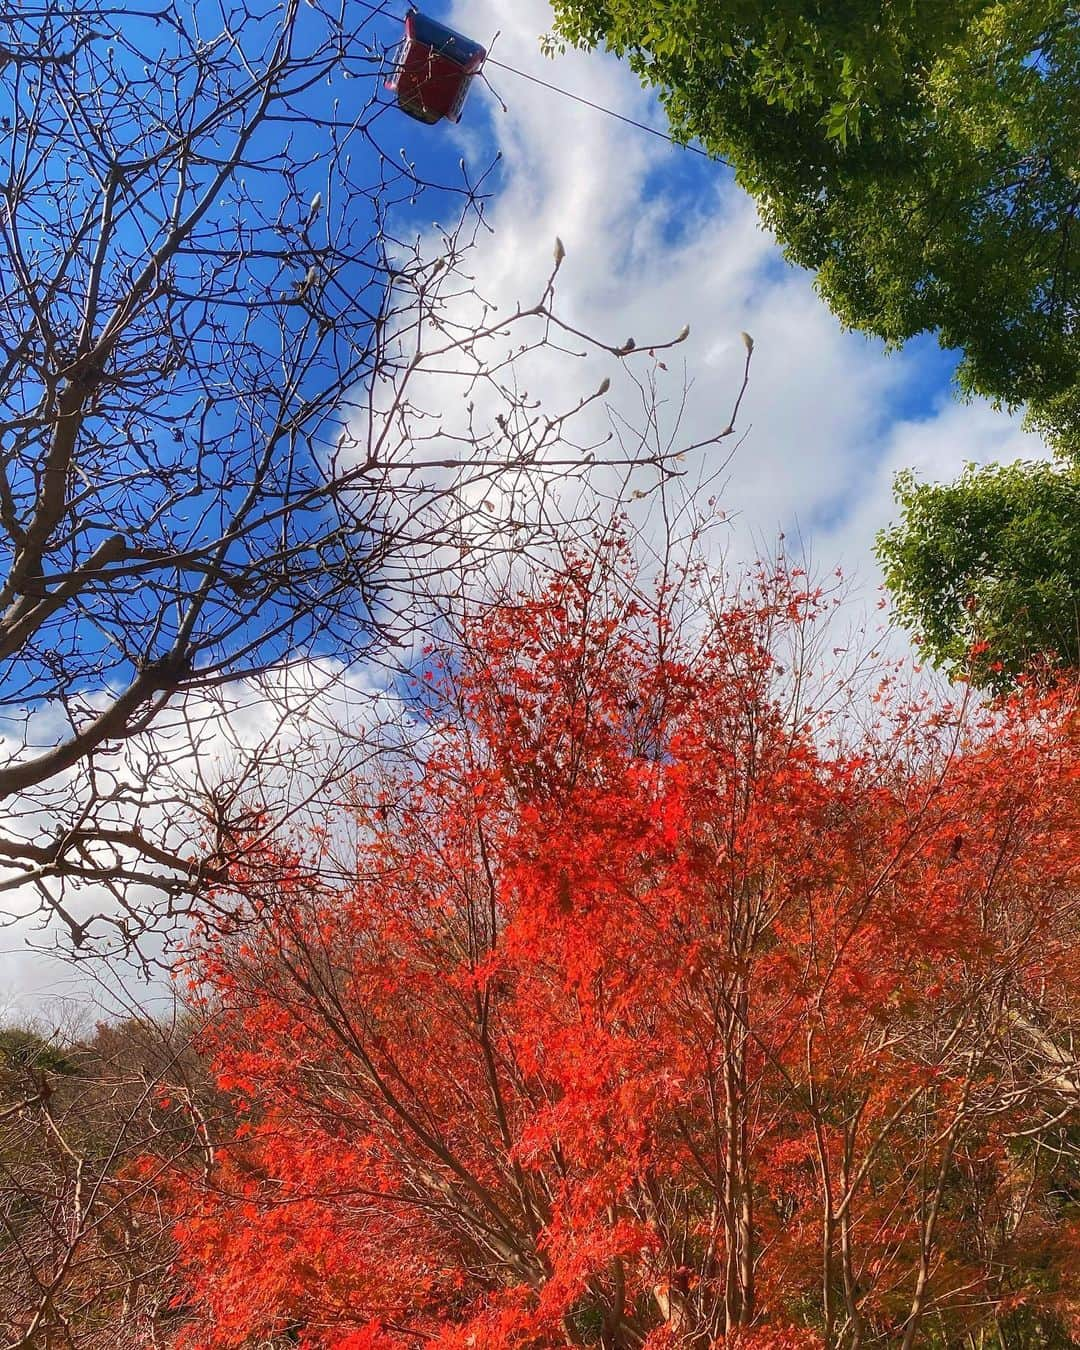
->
[900,1087,972,1350]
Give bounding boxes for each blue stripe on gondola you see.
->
[406,9,486,68]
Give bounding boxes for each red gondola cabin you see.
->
[387,11,487,125]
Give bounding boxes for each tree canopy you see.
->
[0,1013,211,1346]
[877,459,1080,689]
[161,544,1080,1349]
[549,0,1080,455]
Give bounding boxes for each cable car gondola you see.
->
[386,10,487,126]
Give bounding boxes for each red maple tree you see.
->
[166,541,1080,1349]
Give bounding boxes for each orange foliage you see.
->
[166,546,1080,1348]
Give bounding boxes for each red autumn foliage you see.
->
[166,544,1080,1349]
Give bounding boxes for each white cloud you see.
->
[821,396,1044,574]
[439,0,1043,587]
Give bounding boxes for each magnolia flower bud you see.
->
[553,236,565,265]
[597,376,611,395]
[740,330,754,353]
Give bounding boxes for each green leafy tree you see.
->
[0,1025,76,1079]
[877,460,1080,688]
[549,0,1080,453]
